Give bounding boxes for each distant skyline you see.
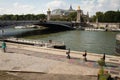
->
[0,0,120,16]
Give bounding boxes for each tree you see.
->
[90,10,120,23]
[114,10,120,22]
[96,12,104,22]
[90,15,96,22]
[68,12,77,21]
[36,14,46,20]
[104,11,116,22]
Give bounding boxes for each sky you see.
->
[0,0,120,16]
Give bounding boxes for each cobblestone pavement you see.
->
[7,48,120,77]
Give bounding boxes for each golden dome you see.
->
[77,6,80,10]
[48,8,50,11]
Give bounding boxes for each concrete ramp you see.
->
[0,51,98,76]
[0,51,60,73]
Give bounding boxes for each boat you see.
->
[14,26,26,29]
[26,25,37,28]
[85,28,105,31]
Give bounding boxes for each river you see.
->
[0,28,119,55]
[24,30,119,55]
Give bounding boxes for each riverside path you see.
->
[0,42,120,79]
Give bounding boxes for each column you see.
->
[47,8,51,21]
[76,6,81,23]
[87,12,89,23]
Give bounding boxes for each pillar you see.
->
[96,18,99,28]
[47,8,51,21]
[76,6,81,23]
[87,12,89,23]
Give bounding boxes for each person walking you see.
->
[2,41,6,53]
[66,48,71,59]
[103,53,106,61]
[103,53,107,66]
[83,50,87,61]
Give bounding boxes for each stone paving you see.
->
[0,42,120,78]
[7,48,120,69]
[6,47,120,77]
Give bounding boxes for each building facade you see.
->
[48,5,89,23]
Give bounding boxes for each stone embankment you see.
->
[0,42,120,80]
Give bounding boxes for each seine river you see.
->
[0,28,119,55]
[24,30,119,55]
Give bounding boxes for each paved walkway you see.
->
[0,42,120,78]
[7,48,120,70]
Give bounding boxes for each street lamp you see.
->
[1,29,4,40]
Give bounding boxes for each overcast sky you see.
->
[0,0,120,16]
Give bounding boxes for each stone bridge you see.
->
[0,20,76,30]
[0,20,39,28]
[35,21,75,30]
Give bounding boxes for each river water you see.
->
[0,28,119,55]
[24,30,119,55]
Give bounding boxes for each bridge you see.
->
[34,21,76,30]
[0,20,77,31]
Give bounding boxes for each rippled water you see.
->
[24,30,119,55]
[0,28,119,55]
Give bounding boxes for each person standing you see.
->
[2,41,6,53]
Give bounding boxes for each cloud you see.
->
[46,0,68,10]
[0,2,35,14]
[75,0,120,16]
[0,0,119,15]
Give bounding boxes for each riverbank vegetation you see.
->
[0,14,46,20]
[90,10,120,23]
[0,10,120,23]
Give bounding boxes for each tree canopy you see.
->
[90,10,120,23]
[0,10,120,23]
[0,14,47,20]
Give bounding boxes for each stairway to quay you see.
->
[0,42,120,80]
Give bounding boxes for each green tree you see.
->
[90,15,96,22]
[104,11,116,22]
[68,12,77,21]
[96,12,104,22]
[114,10,120,22]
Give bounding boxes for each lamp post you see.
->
[1,29,4,40]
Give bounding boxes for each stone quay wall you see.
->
[116,34,120,55]
[89,23,120,29]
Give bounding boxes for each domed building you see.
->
[51,5,76,16]
[47,5,89,23]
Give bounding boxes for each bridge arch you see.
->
[35,21,75,31]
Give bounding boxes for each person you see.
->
[103,53,106,61]
[83,50,87,61]
[114,76,118,80]
[103,53,107,66]
[66,48,71,59]
[2,41,6,53]
[49,40,52,43]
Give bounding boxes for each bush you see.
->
[98,58,105,67]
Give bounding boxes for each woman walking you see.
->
[2,41,6,53]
